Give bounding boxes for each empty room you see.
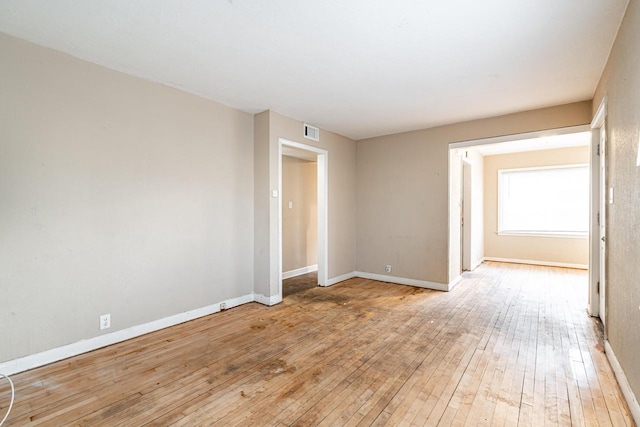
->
[0,1,639,426]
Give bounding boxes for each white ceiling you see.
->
[0,1,629,140]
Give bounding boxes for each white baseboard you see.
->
[605,341,640,424]
[322,271,451,292]
[0,293,255,376]
[324,271,357,287]
[483,257,588,270]
[253,293,282,306]
[282,264,318,280]
[470,258,484,271]
[0,269,457,376]
[449,275,462,290]
[355,271,449,292]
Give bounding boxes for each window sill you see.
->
[497,231,588,239]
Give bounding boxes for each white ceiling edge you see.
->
[0,0,630,140]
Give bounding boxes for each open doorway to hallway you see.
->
[281,153,318,297]
[278,139,328,300]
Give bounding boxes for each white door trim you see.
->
[278,139,329,303]
[589,97,607,320]
[462,159,472,271]
[449,125,590,150]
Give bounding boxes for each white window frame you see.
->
[497,163,589,239]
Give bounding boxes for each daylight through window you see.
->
[498,164,589,237]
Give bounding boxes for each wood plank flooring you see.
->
[0,262,634,426]
[283,271,318,297]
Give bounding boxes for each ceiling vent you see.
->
[303,123,319,141]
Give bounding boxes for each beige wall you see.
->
[0,33,255,362]
[253,111,271,298]
[593,0,640,409]
[254,110,357,298]
[483,147,590,266]
[282,156,317,272]
[357,101,592,285]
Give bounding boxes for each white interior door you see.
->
[598,124,606,326]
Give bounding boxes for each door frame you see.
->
[462,158,473,271]
[448,124,591,286]
[589,97,607,322]
[277,138,328,300]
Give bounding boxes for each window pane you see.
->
[499,166,589,234]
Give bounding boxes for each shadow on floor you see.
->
[283,271,318,297]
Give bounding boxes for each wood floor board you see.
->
[0,262,634,426]
[374,287,490,425]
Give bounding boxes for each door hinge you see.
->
[597,144,600,156]
[597,281,600,293]
[597,212,600,225]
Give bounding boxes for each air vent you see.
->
[303,123,319,141]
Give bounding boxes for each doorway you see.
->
[281,153,318,296]
[278,139,328,301]
[448,125,592,289]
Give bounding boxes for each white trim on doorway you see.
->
[277,139,329,303]
[449,125,591,150]
[589,97,607,319]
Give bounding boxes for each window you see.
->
[498,164,589,237]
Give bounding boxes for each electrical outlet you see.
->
[99,314,111,330]
[220,302,227,310]
[385,265,392,273]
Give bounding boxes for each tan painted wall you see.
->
[0,33,255,362]
[593,0,640,408]
[253,111,271,297]
[483,147,590,266]
[357,101,592,285]
[254,110,357,297]
[282,156,318,272]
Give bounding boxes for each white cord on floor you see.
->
[0,373,14,426]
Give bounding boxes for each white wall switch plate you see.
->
[609,186,614,204]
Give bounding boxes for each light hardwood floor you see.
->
[0,262,634,426]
